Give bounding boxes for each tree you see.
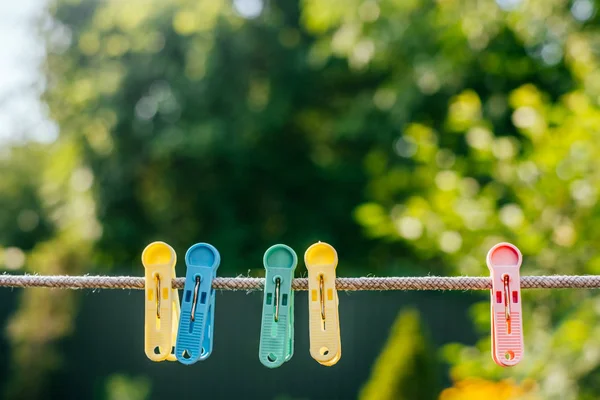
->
[3,0,600,397]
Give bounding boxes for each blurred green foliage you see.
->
[0,0,600,398]
[359,309,438,400]
[103,374,151,400]
[439,377,539,400]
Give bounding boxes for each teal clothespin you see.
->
[175,243,220,365]
[258,244,297,368]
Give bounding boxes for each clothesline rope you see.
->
[0,274,599,291]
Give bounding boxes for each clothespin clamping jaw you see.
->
[175,243,220,364]
[487,242,524,367]
[305,242,341,366]
[142,241,181,362]
[259,244,297,368]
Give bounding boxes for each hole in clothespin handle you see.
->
[489,245,520,266]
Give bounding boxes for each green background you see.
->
[1,0,600,398]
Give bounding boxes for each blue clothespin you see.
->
[258,244,297,368]
[175,243,220,365]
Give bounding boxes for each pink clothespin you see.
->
[487,242,524,367]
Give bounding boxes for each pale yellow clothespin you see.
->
[305,242,341,366]
[141,241,180,362]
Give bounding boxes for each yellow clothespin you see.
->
[141,241,180,362]
[305,242,341,366]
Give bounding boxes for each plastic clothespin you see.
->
[175,243,220,364]
[141,241,181,362]
[487,242,524,367]
[305,242,341,366]
[258,244,297,368]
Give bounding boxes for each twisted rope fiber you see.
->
[0,274,599,291]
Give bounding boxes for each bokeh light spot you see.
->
[71,168,94,192]
[499,204,524,228]
[3,247,25,270]
[17,210,39,232]
[466,127,493,150]
[396,217,423,240]
[394,137,417,158]
[571,0,595,21]
[439,231,462,253]
[435,170,458,191]
[234,0,264,19]
[358,1,380,22]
